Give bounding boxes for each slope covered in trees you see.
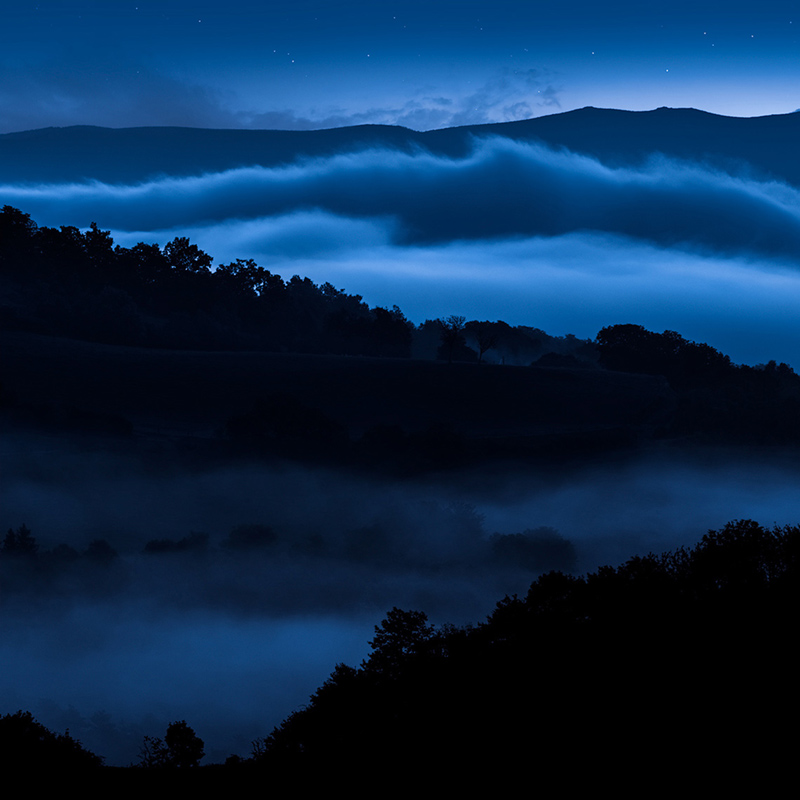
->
[596,323,800,442]
[0,205,413,356]
[4,203,800,469]
[4,519,796,784]
[247,518,798,782]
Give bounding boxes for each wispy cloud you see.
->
[244,69,563,131]
[0,60,560,133]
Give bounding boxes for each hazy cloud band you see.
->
[5,138,800,259]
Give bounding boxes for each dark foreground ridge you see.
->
[3,519,797,786]
[247,518,799,783]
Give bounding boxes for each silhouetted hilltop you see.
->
[4,204,800,465]
[3,107,800,185]
[448,106,800,183]
[245,518,799,784]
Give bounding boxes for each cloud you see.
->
[243,69,563,131]
[0,58,561,134]
[265,234,800,368]
[441,68,562,128]
[7,137,800,260]
[111,212,396,261]
[0,605,373,765]
[108,222,800,368]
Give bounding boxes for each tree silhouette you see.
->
[2,524,38,557]
[466,320,499,363]
[438,315,467,362]
[138,720,205,768]
[165,720,205,768]
[164,237,212,274]
[362,607,435,676]
[0,710,102,768]
[83,538,118,564]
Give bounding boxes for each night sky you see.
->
[2,1,799,133]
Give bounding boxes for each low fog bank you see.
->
[477,451,800,569]
[265,234,800,369]
[0,608,374,766]
[5,436,800,580]
[1,434,575,619]
[4,437,800,763]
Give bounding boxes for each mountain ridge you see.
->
[3,106,800,186]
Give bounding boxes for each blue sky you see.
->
[2,1,799,132]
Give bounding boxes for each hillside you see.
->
[3,201,798,466]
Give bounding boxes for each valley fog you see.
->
[3,436,799,764]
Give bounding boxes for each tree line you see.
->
[596,323,800,441]
[0,516,577,603]
[0,205,592,362]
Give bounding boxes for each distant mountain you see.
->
[2,107,800,186]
